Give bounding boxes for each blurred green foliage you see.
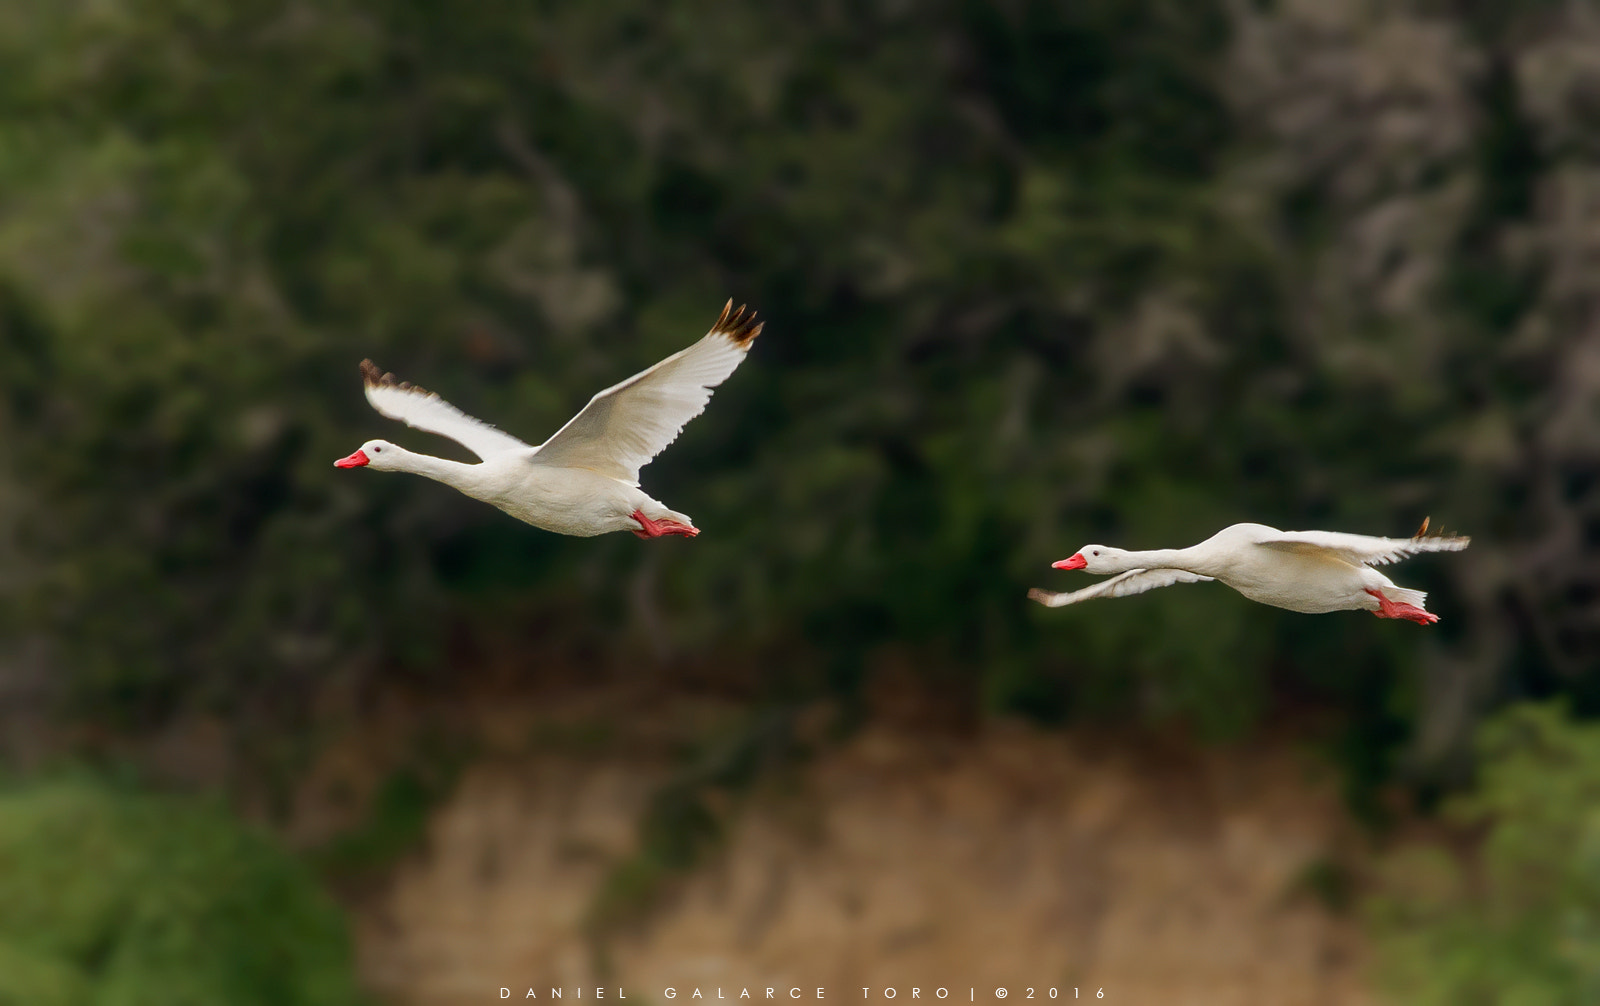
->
[1371,701,1600,1004]
[0,778,359,1006]
[0,0,1594,786]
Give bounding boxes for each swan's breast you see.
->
[476,461,639,536]
[1214,547,1372,614]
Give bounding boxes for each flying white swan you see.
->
[1028,518,1469,624]
[334,300,763,538]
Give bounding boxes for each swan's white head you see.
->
[1053,545,1136,575]
[334,439,402,471]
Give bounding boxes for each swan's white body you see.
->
[335,300,763,538]
[1029,521,1469,624]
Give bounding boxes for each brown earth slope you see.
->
[339,708,1372,1006]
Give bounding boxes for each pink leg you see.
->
[1365,588,1438,625]
[630,510,699,539]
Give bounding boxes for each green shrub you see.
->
[0,779,360,1006]
[1371,702,1600,1004]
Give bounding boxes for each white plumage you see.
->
[527,317,757,485]
[335,300,763,538]
[1029,519,1469,624]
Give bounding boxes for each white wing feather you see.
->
[529,300,763,485]
[360,360,531,461]
[1028,568,1214,609]
[1256,525,1470,567]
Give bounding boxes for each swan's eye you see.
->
[1092,550,1100,556]
[373,446,382,453]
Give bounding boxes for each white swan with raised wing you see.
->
[334,300,763,539]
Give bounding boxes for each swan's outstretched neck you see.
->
[389,449,486,495]
[1121,548,1194,572]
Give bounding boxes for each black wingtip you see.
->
[360,358,432,396]
[1412,515,1471,549]
[710,299,763,347]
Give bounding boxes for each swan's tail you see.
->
[1382,586,1428,610]
[660,507,696,529]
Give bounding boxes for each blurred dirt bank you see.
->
[304,685,1373,1006]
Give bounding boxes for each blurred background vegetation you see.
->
[1,0,1599,1001]
[0,777,358,1006]
[1370,701,1600,1003]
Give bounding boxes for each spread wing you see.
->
[1255,518,1470,567]
[1027,568,1214,609]
[529,300,763,485]
[360,360,532,461]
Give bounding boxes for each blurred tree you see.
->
[0,0,1595,790]
[0,778,359,1006]
[1371,701,1600,1003]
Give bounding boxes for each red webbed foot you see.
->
[1365,588,1439,625]
[630,510,700,539]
